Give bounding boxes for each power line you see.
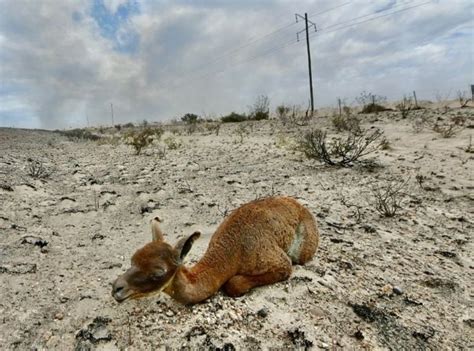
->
[170,1,355,83]
[168,1,433,90]
[307,1,353,18]
[315,1,432,35]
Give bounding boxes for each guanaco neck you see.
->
[163,258,236,304]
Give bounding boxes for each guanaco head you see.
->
[112,217,200,303]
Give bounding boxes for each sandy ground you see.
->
[0,107,473,350]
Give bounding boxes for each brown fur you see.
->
[112,196,319,304]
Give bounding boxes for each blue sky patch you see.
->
[90,0,140,53]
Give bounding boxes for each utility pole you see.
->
[413,91,418,109]
[110,103,115,126]
[296,13,317,114]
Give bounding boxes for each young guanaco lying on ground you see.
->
[112,196,319,304]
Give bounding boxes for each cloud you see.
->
[0,0,472,129]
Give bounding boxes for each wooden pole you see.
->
[110,103,114,126]
[304,13,314,114]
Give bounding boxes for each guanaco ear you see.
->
[174,231,201,262]
[151,216,164,242]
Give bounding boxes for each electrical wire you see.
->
[315,0,432,34]
[168,1,434,90]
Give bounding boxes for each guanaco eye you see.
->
[150,268,166,280]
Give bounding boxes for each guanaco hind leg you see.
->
[223,250,292,297]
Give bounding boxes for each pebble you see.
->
[393,286,404,295]
[257,308,268,318]
[165,310,175,317]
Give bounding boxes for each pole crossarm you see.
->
[296,13,317,41]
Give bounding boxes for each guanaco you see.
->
[112,196,319,304]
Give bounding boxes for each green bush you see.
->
[249,95,270,120]
[356,91,389,114]
[181,113,200,124]
[221,112,247,123]
[56,129,101,141]
[361,103,389,114]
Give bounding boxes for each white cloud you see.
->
[0,0,472,128]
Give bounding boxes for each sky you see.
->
[0,0,472,129]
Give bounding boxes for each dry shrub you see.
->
[163,135,181,150]
[27,160,52,179]
[457,90,471,108]
[278,105,311,127]
[332,114,361,133]
[125,127,163,155]
[205,122,221,136]
[371,178,410,217]
[235,124,248,143]
[298,128,384,167]
[57,128,101,141]
[433,122,463,138]
[396,96,413,119]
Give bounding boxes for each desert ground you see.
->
[0,104,473,350]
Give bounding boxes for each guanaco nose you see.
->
[112,276,128,302]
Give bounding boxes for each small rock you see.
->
[287,328,313,348]
[165,310,175,317]
[393,286,404,295]
[354,330,364,340]
[75,316,112,345]
[54,312,64,320]
[257,308,268,318]
[21,235,48,248]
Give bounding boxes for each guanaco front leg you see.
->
[223,250,292,297]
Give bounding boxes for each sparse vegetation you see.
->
[433,121,463,138]
[205,122,221,136]
[278,105,311,127]
[412,111,429,133]
[276,104,291,123]
[396,96,414,119]
[457,90,471,108]
[249,95,270,120]
[181,113,200,124]
[298,128,384,167]
[235,124,248,143]
[356,91,389,114]
[465,136,473,153]
[371,178,410,217]
[331,114,361,133]
[27,160,52,179]
[380,137,391,150]
[221,112,247,123]
[56,128,101,141]
[163,135,182,150]
[125,127,163,155]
